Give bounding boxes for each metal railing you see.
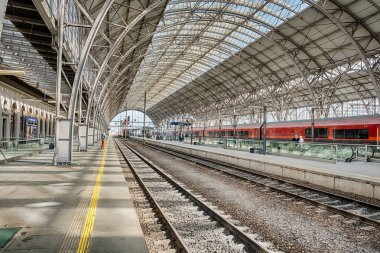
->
[145,136,380,164]
[0,137,54,162]
[357,145,380,164]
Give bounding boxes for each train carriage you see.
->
[190,116,380,144]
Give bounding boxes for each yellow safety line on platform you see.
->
[77,144,108,253]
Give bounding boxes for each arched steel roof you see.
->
[125,0,310,113]
[145,0,380,122]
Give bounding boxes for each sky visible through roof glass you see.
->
[127,0,309,109]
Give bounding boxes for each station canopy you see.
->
[4,0,380,124]
[124,0,380,122]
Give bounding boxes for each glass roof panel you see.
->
[126,0,309,109]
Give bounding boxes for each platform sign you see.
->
[170,121,191,126]
[25,116,38,124]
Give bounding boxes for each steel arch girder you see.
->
[304,0,380,104]
[85,0,165,124]
[106,15,310,106]
[96,39,239,117]
[68,0,114,119]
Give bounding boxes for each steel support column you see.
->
[60,0,113,163]
[53,0,65,165]
[77,81,83,151]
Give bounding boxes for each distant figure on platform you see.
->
[101,131,107,149]
[299,135,304,143]
[291,134,300,142]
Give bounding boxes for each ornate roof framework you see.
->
[146,0,380,123]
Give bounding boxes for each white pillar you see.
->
[94,127,98,143]
[0,106,3,140]
[41,118,45,137]
[15,112,20,140]
[79,124,87,151]
[5,114,11,141]
[49,119,54,135]
[37,118,41,137]
[50,119,54,136]
[46,118,50,137]
[88,127,94,146]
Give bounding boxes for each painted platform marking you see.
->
[77,143,108,253]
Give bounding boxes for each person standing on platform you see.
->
[292,134,299,142]
[101,131,107,149]
[299,135,304,144]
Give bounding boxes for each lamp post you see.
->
[221,106,267,154]
[233,114,237,139]
[190,120,193,145]
[262,106,267,155]
[248,106,267,155]
[311,107,315,143]
[143,91,146,145]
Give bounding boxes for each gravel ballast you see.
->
[127,140,380,253]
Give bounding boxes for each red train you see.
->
[188,116,380,144]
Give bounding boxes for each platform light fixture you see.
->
[0,69,26,76]
[21,98,40,101]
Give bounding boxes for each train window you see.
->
[333,129,344,139]
[305,128,311,138]
[238,131,249,136]
[356,129,369,139]
[333,129,368,139]
[318,128,328,138]
[305,128,328,138]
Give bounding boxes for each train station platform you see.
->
[0,138,148,252]
[142,138,380,201]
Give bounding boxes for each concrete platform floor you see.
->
[0,137,148,253]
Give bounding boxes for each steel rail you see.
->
[115,139,270,253]
[115,139,190,253]
[129,138,380,230]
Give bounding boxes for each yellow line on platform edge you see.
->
[77,144,108,253]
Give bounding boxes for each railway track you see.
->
[115,139,271,253]
[126,138,380,230]
[118,152,180,253]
